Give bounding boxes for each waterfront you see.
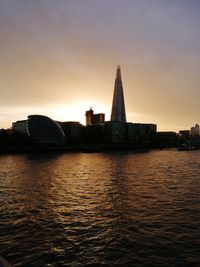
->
[0,150,199,266]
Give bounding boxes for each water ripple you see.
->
[0,151,199,266]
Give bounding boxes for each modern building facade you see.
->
[127,123,157,143]
[12,115,66,145]
[104,121,126,143]
[27,115,65,145]
[111,65,126,123]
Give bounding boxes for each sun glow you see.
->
[0,101,111,129]
[52,101,111,125]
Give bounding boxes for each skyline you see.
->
[1,0,200,131]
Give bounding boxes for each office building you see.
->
[12,115,65,145]
[156,131,178,148]
[85,108,105,126]
[191,124,200,137]
[104,121,126,143]
[179,130,190,141]
[27,115,65,145]
[93,113,105,125]
[59,121,83,144]
[126,123,157,147]
[111,65,126,123]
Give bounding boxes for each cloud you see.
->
[0,0,200,130]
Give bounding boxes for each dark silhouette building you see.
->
[7,65,159,151]
[12,115,65,145]
[59,121,83,144]
[191,124,200,137]
[111,65,126,123]
[179,130,190,141]
[156,131,177,148]
[85,108,105,126]
[27,115,65,145]
[12,120,27,134]
[85,108,93,126]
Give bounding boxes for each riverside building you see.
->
[12,115,65,145]
[111,65,126,123]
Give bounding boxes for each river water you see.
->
[0,150,199,266]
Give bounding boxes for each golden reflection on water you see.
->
[0,151,200,266]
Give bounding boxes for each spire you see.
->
[116,65,121,79]
[110,65,126,123]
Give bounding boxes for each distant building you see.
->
[191,124,200,137]
[85,108,93,126]
[111,65,126,123]
[179,130,190,141]
[156,131,178,148]
[85,108,105,126]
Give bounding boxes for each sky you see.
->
[1,0,200,131]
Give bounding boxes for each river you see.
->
[0,150,199,266]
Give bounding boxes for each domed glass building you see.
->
[27,115,65,145]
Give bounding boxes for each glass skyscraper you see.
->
[110,65,126,123]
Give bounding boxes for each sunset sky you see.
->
[1,0,200,131]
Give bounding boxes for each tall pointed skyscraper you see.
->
[111,65,126,122]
